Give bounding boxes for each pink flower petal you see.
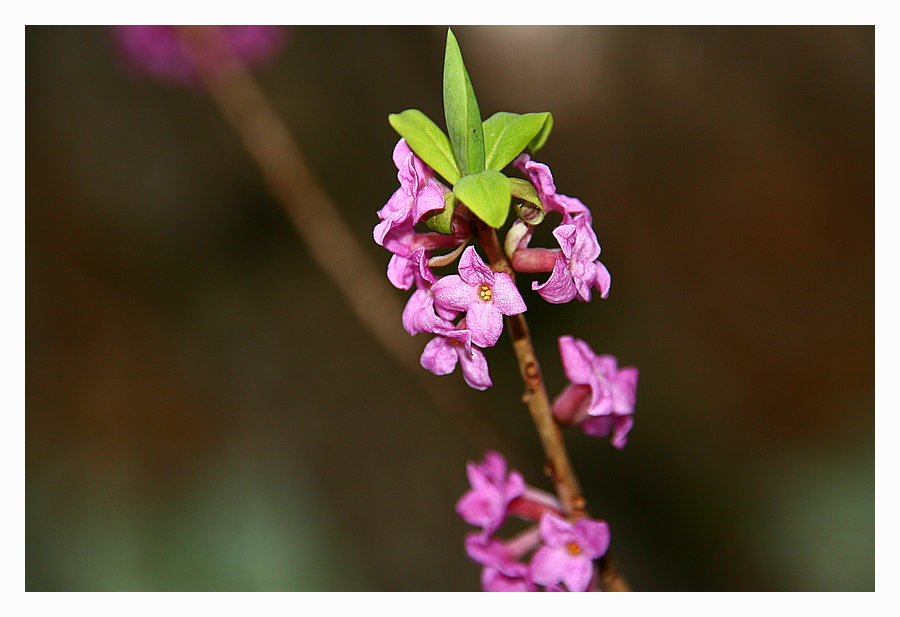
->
[552,224,577,259]
[529,545,569,587]
[575,518,611,558]
[431,274,478,312]
[458,344,493,390]
[594,260,611,299]
[401,289,452,336]
[419,335,458,376]
[457,246,494,286]
[391,138,412,169]
[538,512,577,547]
[490,272,527,315]
[560,556,593,593]
[582,415,634,450]
[466,301,504,348]
[482,567,537,592]
[558,336,595,385]
[533,256,578,304]
[412,176,449,223]
[386,253,416,290]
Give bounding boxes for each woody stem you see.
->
[476,220,587,518]
[476,218,631,592]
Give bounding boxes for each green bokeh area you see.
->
[27,444,373,591]
[26,26,874,591]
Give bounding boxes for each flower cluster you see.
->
[376,130,640,591]
[375,139,527,390]
[374,140,637,400]
[456,451,611,592]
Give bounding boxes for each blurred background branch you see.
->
[172,25,512,455]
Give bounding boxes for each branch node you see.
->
[543,461,556,480]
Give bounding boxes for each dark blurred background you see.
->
[26,25,874,591]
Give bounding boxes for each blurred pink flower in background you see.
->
[109,25,290,86]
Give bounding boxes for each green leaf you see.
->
[452,170,511,229]
[388,109,462,184]
[527,112,553,153]
[483,111,553,171]
[443,29,485,176]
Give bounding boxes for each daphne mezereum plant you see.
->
[375,30,638,592]
[110,25,637,592]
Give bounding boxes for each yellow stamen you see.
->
[479,284,492,302]
[566,542,582,555]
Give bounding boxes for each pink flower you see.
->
[420,328,492,390]
[431,247,526,348]
[509,207,610,304]
[503,161,611,304]
[376,140,463,290]
[552,336,638,449]
[512,154,590,222]
[464,533,538,592]
[110,26,289,87]
[532,216,611,303]
[529,512,610,592]
[580,414,635,450]
[456,451,526,538]
[374,139,450,250]
[400,249,458,335]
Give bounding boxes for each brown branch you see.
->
[476,221,586,517]
[476,220,631,592]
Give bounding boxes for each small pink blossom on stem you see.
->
[553,336,639,449]
[374,139,449,247]
[529,512,611,592]
[464,532,539,592]
[376,140,465,290]
[505,200,611,304]
[538,216,611,303]
[400,249,457,335]
[420,327,492,390]
[456,451,527,539]
[512,154,591,222]
[431,246,526,348]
